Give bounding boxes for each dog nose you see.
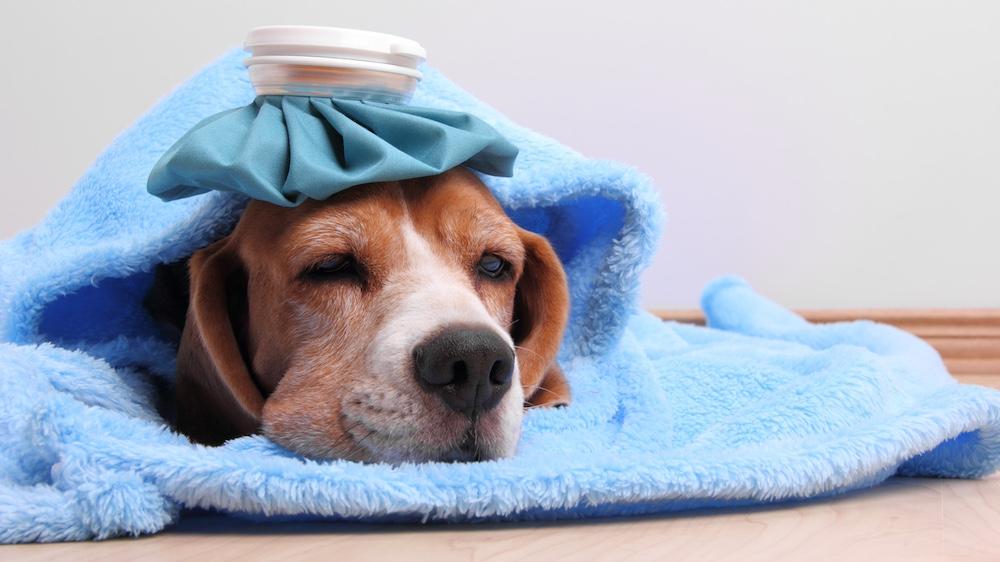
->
[413,326,515,417]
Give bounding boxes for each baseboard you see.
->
[652,309,1000,375]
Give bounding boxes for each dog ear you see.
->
[512,229,571,408]
[174,237,264,445]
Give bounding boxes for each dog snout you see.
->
[412,326,514,417]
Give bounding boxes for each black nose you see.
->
[413,326,515,417]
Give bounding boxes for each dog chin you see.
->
[351,407,523,465]
[333,382,524,464]
[352,428,517,464]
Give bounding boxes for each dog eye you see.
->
[477,253,509,278]
[305,255,358,280]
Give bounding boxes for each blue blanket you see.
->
[1,50,998,543]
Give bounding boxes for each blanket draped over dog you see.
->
[1,50,998,543]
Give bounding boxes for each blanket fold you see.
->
[1,49,998,543]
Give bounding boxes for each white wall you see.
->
[1,1,997,308]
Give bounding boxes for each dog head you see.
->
[171,168,570,462]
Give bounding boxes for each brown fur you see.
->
[164,169,570,461]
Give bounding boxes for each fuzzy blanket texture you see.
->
[1,50,999,543]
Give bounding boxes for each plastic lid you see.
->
[243,26,426,101]
[244,25,425,68]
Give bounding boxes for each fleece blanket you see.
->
[2,49,999,543]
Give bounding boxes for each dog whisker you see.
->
[351,423,378,444]
[513,345,544,360]
[339,418,380,460]
[531,386,565,400]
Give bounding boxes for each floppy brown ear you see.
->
[513,229,571,408]
[174,237,264,445]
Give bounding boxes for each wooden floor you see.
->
[6,374,1000,561]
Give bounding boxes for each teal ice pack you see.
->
[147,26,517,207]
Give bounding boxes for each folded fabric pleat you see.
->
[147,96,519,206]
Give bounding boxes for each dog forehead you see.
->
[405,171,520,247]
[231,170,515,262]
[230,185,403,255]
[407,169,506,220]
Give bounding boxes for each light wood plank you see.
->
[957,374,1000,390]
[654,308,1000,376]
[652,308,1000,334]
[5,476,1000,562]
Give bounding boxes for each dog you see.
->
[146,168,570,463]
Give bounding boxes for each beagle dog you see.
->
[148,168,570,463]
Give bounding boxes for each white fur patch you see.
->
[346,216,523,461]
